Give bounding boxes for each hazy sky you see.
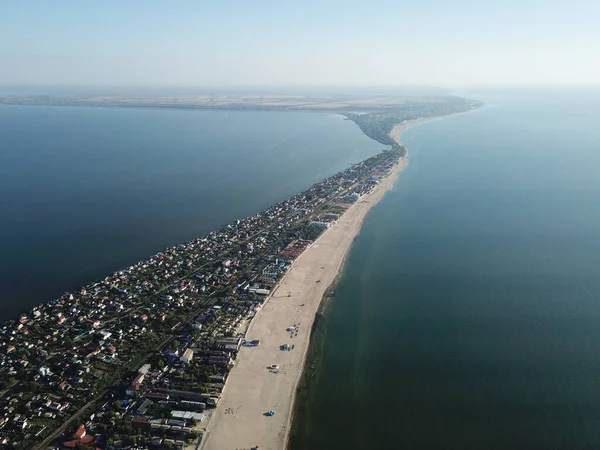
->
[1,0,599,87]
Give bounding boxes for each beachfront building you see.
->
[213,336,243,353]
[341,192,361,203]
[321,213,339,222]
[309,221,330,229]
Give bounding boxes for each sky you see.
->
[1,0,599,88]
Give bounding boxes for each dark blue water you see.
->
[0,105,384,321]
[290,90,600,450]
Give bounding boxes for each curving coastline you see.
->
[198,118,424,450]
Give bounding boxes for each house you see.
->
[136,398,153,415]
[209,375,225,383]
[15,359,28,368]
[171,410,205,421]
[84,347,101,359]
[165,349,179,360]
[73,424,86,439]
[63,435,95,448]
[84,319,101,329]
[48,401,65,411]
[178,400,206,412]
[345,192,361,202]
[150,437,164,447]
[126,373,145,396]
[214,336,243,352]
[207,355,233,366]
[180,348,194,364]
[99,330,112,340]
[309,221,330,229]
[146,392,170,401]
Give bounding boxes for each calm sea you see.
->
[0,106,384,321]
[289,89,600,450]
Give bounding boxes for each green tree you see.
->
[27,381,41,393]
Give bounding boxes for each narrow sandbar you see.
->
[198,120,421,450]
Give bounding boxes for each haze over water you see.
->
[289,89,600,449]
[0,106,383,321]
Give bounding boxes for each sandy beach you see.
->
[198,121,419,450]
[389,117,430,146]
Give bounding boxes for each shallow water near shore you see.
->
[289,90,600,449]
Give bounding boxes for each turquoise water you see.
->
[289,90,600,449]
[0,106,384,320]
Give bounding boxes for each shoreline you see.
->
[199,118,424,450]
[389,116,436,148]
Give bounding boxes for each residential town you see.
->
[0,147,401,450]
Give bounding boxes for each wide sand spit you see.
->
[199,119,420,450]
